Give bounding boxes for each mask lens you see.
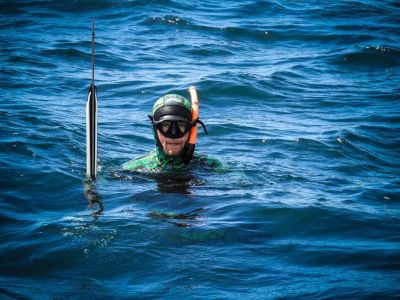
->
[177,121,189,134]
[159,121,171,134]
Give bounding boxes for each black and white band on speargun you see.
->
[86,18,98,180]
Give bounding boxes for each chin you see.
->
[164,147,184,156]
[162,141,186,156]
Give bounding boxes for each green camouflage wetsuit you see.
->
[121,147,222,173]
[121,93,223,173]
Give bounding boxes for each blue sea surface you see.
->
[1,0,400,298]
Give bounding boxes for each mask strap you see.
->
[190,118,208,135]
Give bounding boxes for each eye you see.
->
[177,121,188,133]
[160,121,171,133]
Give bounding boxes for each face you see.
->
[157,130,189,156]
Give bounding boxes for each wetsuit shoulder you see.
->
[122,151,224,173]
[121,150,160,172]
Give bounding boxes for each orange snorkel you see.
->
[188,86,199,145]
[182,86,207,164]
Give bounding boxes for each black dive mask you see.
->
[148,115,208,140]
[155,120,191,139]
[149,115,192,139]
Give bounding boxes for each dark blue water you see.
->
[1,0,400,298]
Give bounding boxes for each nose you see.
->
[171,123,177,135]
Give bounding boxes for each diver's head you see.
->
[149,94,192,156]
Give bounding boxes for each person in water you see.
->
[122,87,222,172]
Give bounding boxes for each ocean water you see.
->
[1,0,400,298]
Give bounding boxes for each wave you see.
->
[140,14,386,47]
[315,1,396,18]
[335,46,400,68]
[140,15,190,27]
[335,129,400,169]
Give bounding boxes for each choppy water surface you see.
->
[1,0,400,298]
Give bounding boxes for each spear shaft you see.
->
[86,18,98,180]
